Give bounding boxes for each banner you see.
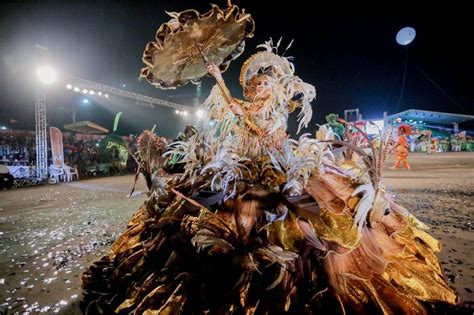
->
[113,112,123,132]
[49,127,64,167]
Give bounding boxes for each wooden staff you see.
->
[197,45,268,138]
[196,45,234,105]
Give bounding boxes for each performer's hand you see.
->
[229,102,244,116]
[206,63,223,81]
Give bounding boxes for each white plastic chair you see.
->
[63,165,79,182]
[48,165,65,183]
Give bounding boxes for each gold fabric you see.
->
[266,212,304,252]
[310,208,361,249]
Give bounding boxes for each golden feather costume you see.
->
[81,22,458,315]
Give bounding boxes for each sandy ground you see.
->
[0,152,472,314]
[383,152,474,304]
[0,177,147,314]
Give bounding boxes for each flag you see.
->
[49,127,64,167]
[113,112,123,132]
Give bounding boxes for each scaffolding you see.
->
[344,108,360,122]
[35,88,48,179]
[33,76,193,181]
[66,76,188,111]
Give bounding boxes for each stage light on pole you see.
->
[105,93,109,98]
[89,90,95,95]
[66,84,73,89]
[37,65,58,84]
[73,87,80,92]
[175,110,179,114]
[82,89,88,94]
[98,91,102,96]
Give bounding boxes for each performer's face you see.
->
[256,76,272,100]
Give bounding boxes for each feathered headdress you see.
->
[398,124,412,135]
[239,38,316,133]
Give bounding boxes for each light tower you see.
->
[35,65,57,179]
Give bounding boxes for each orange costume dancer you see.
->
[391,124,412,170]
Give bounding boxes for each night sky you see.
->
[1,1,472,137]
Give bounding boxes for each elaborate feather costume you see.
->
[391,124,412,170]
[81,41,458,314]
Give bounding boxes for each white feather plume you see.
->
[351,183,376,234]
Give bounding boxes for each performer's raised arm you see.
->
[206,63,244,117]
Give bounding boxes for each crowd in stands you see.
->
[1,131,137,178]
[1,127,472,180]
[0,131,36,166]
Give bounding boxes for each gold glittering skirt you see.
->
[81,172,459,314]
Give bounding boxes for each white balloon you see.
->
[396,27,416,46]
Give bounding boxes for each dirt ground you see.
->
[0,152,472,314]
[383,152,474,305]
